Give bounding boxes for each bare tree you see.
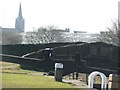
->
[24,25,65,44]
[1,31,22,45]
[98,20,120,46]
[35,25,65,43]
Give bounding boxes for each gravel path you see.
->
[62,79,88,88]
[62,79,98,90]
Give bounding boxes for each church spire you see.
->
[15,2,25,33]
[18,2,22,17]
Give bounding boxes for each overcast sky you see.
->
[0,0,119,33]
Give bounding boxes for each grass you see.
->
[2,73,73,88]
[1,61,44,75]
[1,61,21,70]
[1,61,74,88]
[1,61,19,67]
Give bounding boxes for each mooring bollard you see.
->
[54,63,63,82]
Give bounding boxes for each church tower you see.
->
[15,3,25,33]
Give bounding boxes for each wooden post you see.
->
[72,72,75,80]
[108,74,119,90]
[76,72,78,80]
[75,53,80,80]
[86,74,88,84]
